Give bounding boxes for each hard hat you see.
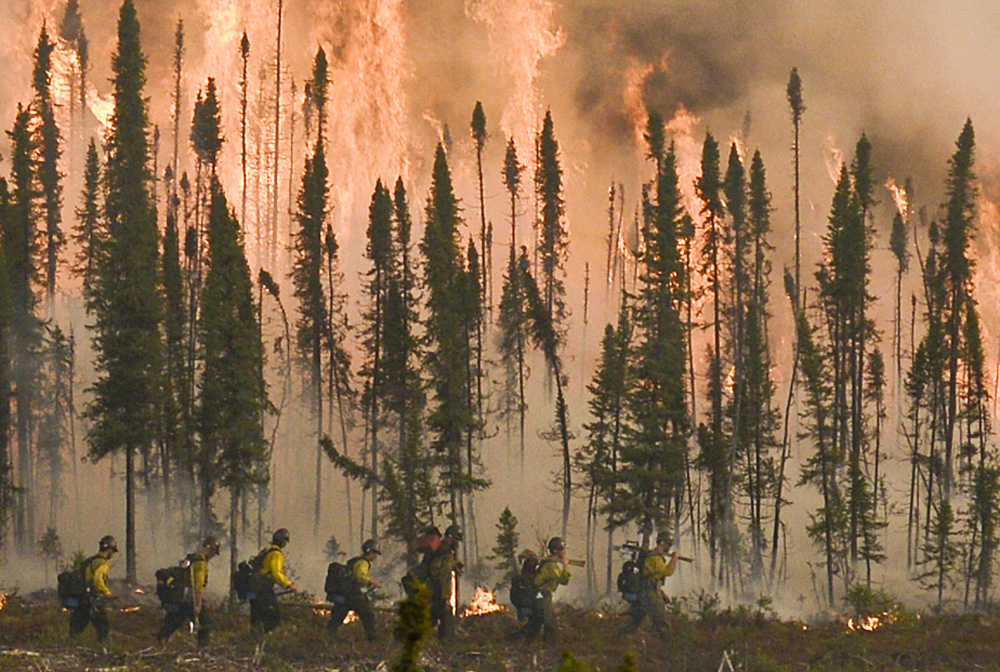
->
[547,536,565,553]
[202,536,221,553]
[656,531,672,546]
[99,535,118,552]
[272,528,291,547]
[444,524,463,541]
[362,539,382,555]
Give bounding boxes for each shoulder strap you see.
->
[82,554,101,575]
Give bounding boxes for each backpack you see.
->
[415,531,441,555]
[233,548,270,601]
[401,561,431,596]
[325,557,360,601]
[155,555,195,605]
[616,553,647,603]
[57,555,97,608]
[509,554,540,610]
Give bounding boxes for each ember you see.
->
[460,586,505,618]
[120,605,141,613]
[134,587,146,595]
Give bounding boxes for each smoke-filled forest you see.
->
[4,0,1000,642]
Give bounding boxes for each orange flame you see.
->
[885,177,908,219]
[666,106,704,225]
[0,592,6,611]
[846,611,896,632]
[460,586,505,617]
[119,605,141,613]
[623,59,655,148]
[823,133,844,184]
[312,607,356,624]
[465,0,566,152]
[449,571,457,616]
[729,134,747,165]
[134,587,146,595]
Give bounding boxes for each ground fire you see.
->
[460,587,505,618]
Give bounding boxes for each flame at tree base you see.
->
[0,592,6,611]
[460,586,505,618]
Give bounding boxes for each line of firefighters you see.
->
[64,526,685,647]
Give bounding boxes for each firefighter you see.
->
[619,531,680,636]
[327,538,381,642]
[516,536,570,646]
[69,535,118,642]
[428,524,463,640]
[250,528,298,633]
[157,536,220,646]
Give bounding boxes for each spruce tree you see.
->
[292,152,326,527]
[535,110,568,342]
[471,101,490,322]
[324,221,355,535]
[889,212,908,387]
[617,135,689,549]
[498,139,530,467]
[941,120,976,501]
[723,142,751,584]
[786,67,805,308]
[240,32,250,233]
[744,150,780,586]
[72,140,104,315]
[378,177,434,562]
[580,307,629,594]
[5,104,43,551]
[795,305,841,605]
[86,0,163,582]
[0,183,14,556]
[695,132,729,582]
[490,507,519,586]
[462,239,486,563]
[198,180,267,599]
[32,23,63,305]
[519,249,572,536]
[292,47,332,536]
[362,179,393,536]
[37,325,71,526]
[421,144,477,523]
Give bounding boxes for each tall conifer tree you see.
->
[5,105,42,551]
[86,0,163,582]
[199,181,267,598]
[32,23,63,305]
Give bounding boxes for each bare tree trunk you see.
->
[126,444,136,584]
[230,487,239,608]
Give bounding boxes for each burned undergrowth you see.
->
[3,589,1000,671]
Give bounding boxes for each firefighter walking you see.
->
[250,528,298,633]
[515,536,571,646]
[157,536,220,646]
[619,531,680,636]
[69,535,118,642]
[327,539,381,642]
